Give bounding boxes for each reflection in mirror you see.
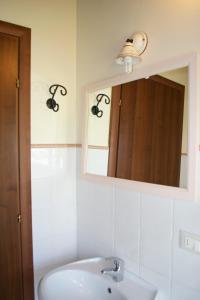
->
[86,67,188,188]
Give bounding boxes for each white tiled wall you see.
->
[77,179,114,257]
[31,147,200,300]
[114,188,140,275]
[140,194,173,278]
[77,149,200,300]
[31,147,77,300]
[87,148,109,176]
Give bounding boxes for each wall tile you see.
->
[173,200,200,290]
[32,200,76,242]
[140,194,173,277]
[77,180,114,258]
[31,147,77,298]
[114,187,140,275]
[87,148,109,176]
[33,235,76,271]
[140,266,171,300]
[31,177,55,213]
[172,282,200,300]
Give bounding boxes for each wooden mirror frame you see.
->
[82,53,200,201]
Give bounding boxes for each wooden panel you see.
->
[107,85,121,177]
[0,33,22,300]
[18,25,34,300]
[115,81,138,179]
[0,20,34,300]
[110,75,185,186]
[129,78,156,182]
[131,76,184,186]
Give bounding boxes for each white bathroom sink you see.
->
[38,257,158,300]
[39,269,126,300]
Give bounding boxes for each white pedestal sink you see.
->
[38,257,158,300]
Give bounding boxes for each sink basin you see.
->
[39,269,126,300]
[38,257,158,300]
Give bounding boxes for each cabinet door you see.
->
[0,33,23,300]
[108,76,184,187]
[107,84,121,177]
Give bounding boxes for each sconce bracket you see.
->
[91,93,111,118]
[46,84,67,112]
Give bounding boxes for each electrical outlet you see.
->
[180,230,200,255]
[184,236,194,250]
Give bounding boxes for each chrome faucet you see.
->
[101,257,124,282]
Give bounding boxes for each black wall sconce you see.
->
[46,84,67,112]
[91,93,111,118]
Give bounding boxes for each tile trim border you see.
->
[31,144,109,150]
[31,144,82,148]
[31,144,200,151]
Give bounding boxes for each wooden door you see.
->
[108,76,184,187]
[0,21,34,300]
[0,32,23,300]
[107,85,121,177]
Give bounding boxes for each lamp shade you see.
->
[116,32,148,73]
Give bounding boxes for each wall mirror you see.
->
[83,54,199,200]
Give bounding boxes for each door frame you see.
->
[0,20,34,300]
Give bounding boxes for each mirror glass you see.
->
[86,66,188,188]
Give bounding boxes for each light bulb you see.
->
[124,56,133,73]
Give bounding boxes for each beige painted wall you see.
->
[161,67,188,154]
[0,0,76,144]
[77,0,200,144]
[88,88,111,146]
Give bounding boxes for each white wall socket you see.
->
[180,230,200,255]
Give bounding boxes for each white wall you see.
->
[87,148,109,176]
[32,147,77,299]
[0,2,77,300]
[88,88,112,146]
[1,0,77,144]
[77,176,200,300]
[77,1,200,299]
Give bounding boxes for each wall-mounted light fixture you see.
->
[46,84,67,112]
[116,32,148,73]
[91,93,111,118]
